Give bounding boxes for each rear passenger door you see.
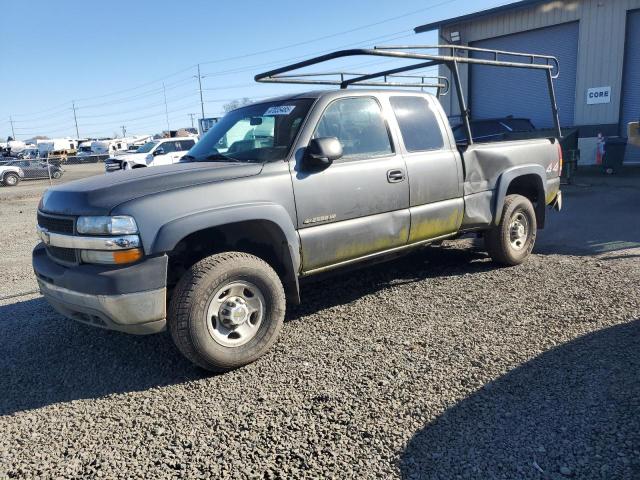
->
[176,140,196,162]
[292,96,410,272]
[388,96,463,243]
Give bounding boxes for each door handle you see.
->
[387,169,405,183]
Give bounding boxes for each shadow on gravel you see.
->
[289,243,493,320]
[0,297,206,416]
[400,319,640,479]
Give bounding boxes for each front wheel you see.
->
[484,194,537,266]
[2,173,20,187]
[52,170,63,179]
[168,252,286,372]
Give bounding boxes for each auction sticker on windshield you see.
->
[264,105,296,116]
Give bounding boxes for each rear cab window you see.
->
[389,96,444,152]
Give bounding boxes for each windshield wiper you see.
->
[180,154,196,162]
[200,153,243,162]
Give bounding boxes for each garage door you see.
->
[470,22,579,129]
[622,9,640,164]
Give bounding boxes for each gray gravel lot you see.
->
[0,172,639,479]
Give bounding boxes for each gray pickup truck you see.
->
[33,46,563,371]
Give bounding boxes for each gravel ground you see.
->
[0,175,639,479]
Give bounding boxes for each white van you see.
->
[104,137,196,172]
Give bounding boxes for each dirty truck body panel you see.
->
[33,88,561,335]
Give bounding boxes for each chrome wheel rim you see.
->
[509,211,529,250]
[5,175,16,185]
[205,281,265,347]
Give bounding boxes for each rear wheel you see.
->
[484,194,537,266]
[168,252,286,372]
[2,173,20,187]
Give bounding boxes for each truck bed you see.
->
[458,138,561,229]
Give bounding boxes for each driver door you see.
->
[152,141,178,166]
[292,96,410,273]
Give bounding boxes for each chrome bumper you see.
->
[38,279,166,335]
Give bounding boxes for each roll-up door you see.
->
[470,22,579,129]
[622,10,640,164]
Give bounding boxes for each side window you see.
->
[178,140,195,151]
[160,142,176,154]
[389,96,444,152]
[313,97,392,160]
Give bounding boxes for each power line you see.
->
[198,0,457,67]
[7,0,453,118]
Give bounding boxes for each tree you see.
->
[223,97,253,113]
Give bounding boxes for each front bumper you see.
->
[104,159,124,172]
[33,244,167,334]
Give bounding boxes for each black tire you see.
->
[52,170,62,179]
[484,194,537,266]
[168,252,286,372]
[2,172,20,187]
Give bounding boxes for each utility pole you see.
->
[188,113,196,129]
[162,82,170,132]
[196,64,205,120]
[72,101,80,138]
[9,116,15,139]
[121,126,127,138]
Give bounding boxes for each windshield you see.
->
[136,141,159,153]
[184,98,314,163]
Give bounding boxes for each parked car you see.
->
[103,137,197,172]
[33,46,563,372]
[6,160,64,180]
[0,163,24,186]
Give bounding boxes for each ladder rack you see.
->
[255,45,562,143]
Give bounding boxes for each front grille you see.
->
[46,246,78,264]
[105,160,123,172]
[37,212,74,234]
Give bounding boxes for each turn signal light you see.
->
[558,143,563,173]
[80,248,143,265]
[113,249,144,264]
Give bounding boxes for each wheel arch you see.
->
[152,204,301,304]
[494,165,547,229]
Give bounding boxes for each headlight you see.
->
[76,215,138,235]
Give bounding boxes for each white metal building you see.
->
[415,0,640,164]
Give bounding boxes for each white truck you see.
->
[0,163,24,186]
[76,141,94,156]
[104,137,197,172]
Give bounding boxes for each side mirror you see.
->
[629,122,640,147]
[303,137,342,170]
[153,148,165,156]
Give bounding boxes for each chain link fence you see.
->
[0,154,108,188]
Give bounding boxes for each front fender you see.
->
[493,165,547,226]
[149,201,301,277]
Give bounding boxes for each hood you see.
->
[40,161,263,216]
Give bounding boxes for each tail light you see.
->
[557,143,563,174]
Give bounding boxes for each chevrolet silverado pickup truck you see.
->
[33,46,563,371]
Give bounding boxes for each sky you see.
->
[1,0,515,140]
